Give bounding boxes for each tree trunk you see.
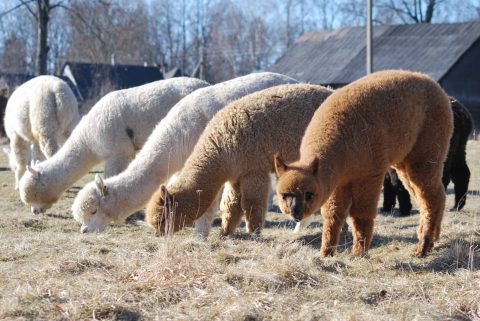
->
[36,0,50,75]
[424,0,436,23]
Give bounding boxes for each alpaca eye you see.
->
[305,192,314,201]
[282,193,293,200]
[91,209,97,215]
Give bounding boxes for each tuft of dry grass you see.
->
[0,142,479,320]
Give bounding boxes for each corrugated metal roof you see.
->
[270,22,480,85]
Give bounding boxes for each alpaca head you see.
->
[274,154,322,222]
[72,174,113,233]
[19,164,57,214]
[146,184,193,236]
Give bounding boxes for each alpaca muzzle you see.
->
[290,196,304,222]
[31,205,47,214]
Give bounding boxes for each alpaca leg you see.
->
[194,191,221,238]
[32,144,46,162]
[349,177,383,255]
[10,135,29,190]
[451,156,470,210]
[104,154,132,178]
[239,172,270,235]
[220,181,243,236]
[293,214,314,233]
[382,173,396,212]
[396,162,446,257]
[320,186,352,256]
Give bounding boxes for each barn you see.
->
[270,21,480,128]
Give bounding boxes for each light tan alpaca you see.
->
[145,84,333,236]
[274,70,452,258]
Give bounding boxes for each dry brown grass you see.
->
[0,141,479,321]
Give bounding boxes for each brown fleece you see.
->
[145,84,333,236]
[275,70,452,258]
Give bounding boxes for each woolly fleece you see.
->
[19,77,208,214]
[3,75,80,189]
[274,70,452,258]
[71,72,298,234]
[383,96,474,213]
[145,84,333,236]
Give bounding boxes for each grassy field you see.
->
[0,142,479,321]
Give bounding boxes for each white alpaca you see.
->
[72,72,298,234]
[19,77,209,214]
[3,75,80,189]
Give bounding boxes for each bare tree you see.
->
[0,34,29,73]
[0,0,65,75]
[377,0,442,24]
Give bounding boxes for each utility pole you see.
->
[366,0,372,75]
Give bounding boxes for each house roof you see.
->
[61,62,164,100]
[269,22,480,85]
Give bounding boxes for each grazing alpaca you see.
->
[383,97,473,214]
[3,76,80,189]
[19,77,209,214]
[145,84,333,236]
[72,72,297,234]
[274,70,452,258]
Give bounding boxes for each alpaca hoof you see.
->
[320,247,335,257]
[415,239,433,258]
[352,245,368,256]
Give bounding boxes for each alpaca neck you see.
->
[105,118,207,222]
[311,146,349,207]
[172,162,227,226]
[42,136,100,196]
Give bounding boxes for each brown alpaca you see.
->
[145,84,332,236]
[274,70,452,258]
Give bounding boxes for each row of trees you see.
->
[1,0,479,84]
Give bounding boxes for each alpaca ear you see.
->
[159,184,170,200]
[95,174,108,197]
[26,165,39,179]
[308,157,319,176]
[274,153,288,177]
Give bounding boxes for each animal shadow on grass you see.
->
[296,228,418,253]
[82,305,141,321]
[64,186,82,198]
[394,236,480,273]
[46,212,71,220]
[378,207,420,217]
[210,218,275,242]
[125,211,145,224]
[212,217,299,230]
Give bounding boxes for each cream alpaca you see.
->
[3,75,80,189]
[145,84,333,236]
[19,77,208,214]
[274,70,452,258]
[72,72,297,234]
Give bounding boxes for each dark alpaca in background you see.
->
[383,97,474,215]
